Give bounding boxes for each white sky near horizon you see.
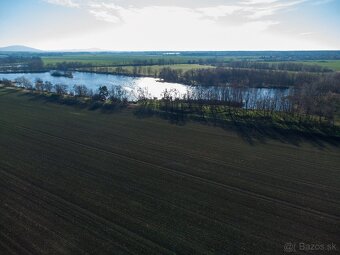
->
[0,0,339,51]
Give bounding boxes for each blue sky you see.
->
[0,0,339,50]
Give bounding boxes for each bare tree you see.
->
[73,85,89,97]
[35,78,44,92]
[44,81,53,92]
[55,84,68,95]
[15,76,33,90]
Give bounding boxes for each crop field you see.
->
[42,54,168,66]
[41,54,232,67]
[41,54,340,72]
[297,60,340,71]
[0,87,339,254]
[262,60,340,72]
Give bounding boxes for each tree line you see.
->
[139,73,340,126]
[138,85,338,128]
[158,67,334,88]
[219,61,333,73]
[3,77,129,107]
[1,70,339,127]
[0,56,44,72]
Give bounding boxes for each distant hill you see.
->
[0,45,43,52]
[59,48,106,52]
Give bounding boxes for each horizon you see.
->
[1,45,340,52]
[1,0,339,51]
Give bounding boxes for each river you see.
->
[0,71,292,108]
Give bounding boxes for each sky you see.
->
[0,0,339,51]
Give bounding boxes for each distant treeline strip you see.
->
[0,56,44,72]
[218,61,333,73]
[157,67,340,88]
[0,55,336,76]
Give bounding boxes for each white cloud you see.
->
[38,0,336,50]
[242,0,279,4]
[83,0,306,23]
[44,0,79,8]
[43,0,307,22]
[89,10,121,23]
[300,32,314,36]
[197,5,242,19]
[82,0,304,27]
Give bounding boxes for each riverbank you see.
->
[1,85,339,140]
[1,69,338,128]
[0,70,48,74]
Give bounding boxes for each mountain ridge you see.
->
[0,45,43,52]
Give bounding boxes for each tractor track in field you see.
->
[0,168,177,255]
[0,119,339,222]
[1,117,340,203]
[1,155,301,249]
[2,141,337,245]
[1,167,286,253]
[1,117,339,197]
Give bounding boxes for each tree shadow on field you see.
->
[24,92,90,110]
[134,107,188,126]
[19,91,340,149]
[228,121,340,149]
[135,108,340,149]
[0,88,18,97]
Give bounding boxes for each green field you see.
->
[0,87,339,254]
[42,54,162,66]
[297,60,340,71]
[42,54,231,67]
[41,54,340,72]
[264,60,340,71]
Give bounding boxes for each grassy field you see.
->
[297,60,340,71]
[42,54,220,76]
[265,60,340,71]
[42,54,160,66]
[42,54,232,67]
[42,54,340,72]
[0,87,339,254]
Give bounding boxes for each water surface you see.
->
[0,72,188,99]
[0,72,292,109]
